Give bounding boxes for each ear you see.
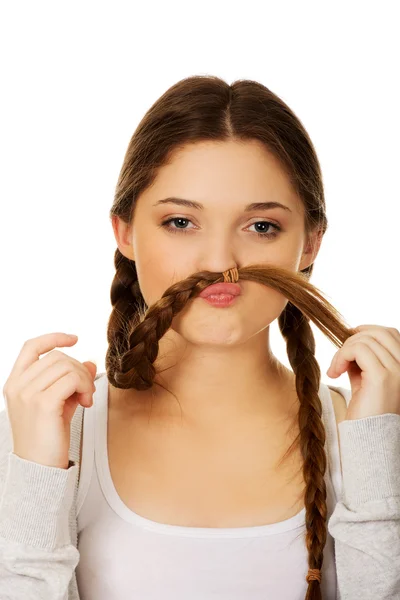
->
[111,215,135,261]
[298,228,323,271]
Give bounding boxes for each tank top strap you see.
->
[76,372,108,514]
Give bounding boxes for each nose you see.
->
[196,243,240,278]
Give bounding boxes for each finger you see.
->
[32,362,94,411]
[355,324,400,346]
[388,328,400,344]
[345,330,400,365]
[17,348,95,392]
[8,333,78,381]
[330,339,397,379]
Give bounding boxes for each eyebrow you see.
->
[153,197,292,213]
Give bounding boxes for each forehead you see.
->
[140,139,302,215]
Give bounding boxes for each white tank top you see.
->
[76,373,343,600]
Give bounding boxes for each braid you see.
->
[278,302,327,599]
[106,252,216,391]
[105,249,148,389]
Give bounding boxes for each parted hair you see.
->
[104,75,356,600]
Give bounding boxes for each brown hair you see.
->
[105,75,356,599]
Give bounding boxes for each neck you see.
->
[111,327,299,433]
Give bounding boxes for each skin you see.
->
[110,139,322,436]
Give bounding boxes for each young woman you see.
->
[1,75,399,600]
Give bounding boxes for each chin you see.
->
[172,315,249,347]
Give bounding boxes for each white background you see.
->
[1,1,398,408]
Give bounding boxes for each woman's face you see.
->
[113,139,320,349]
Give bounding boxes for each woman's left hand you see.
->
[326,324,400,420]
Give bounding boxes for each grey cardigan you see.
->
[0,375,399,599]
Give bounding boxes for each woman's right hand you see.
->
[2,332,97,470]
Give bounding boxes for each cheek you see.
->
[134,253,180,309]
[244,285,290,329]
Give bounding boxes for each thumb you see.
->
[83,360,98,382]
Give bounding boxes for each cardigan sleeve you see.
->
[0,409,81,599]
[327,412,400,600]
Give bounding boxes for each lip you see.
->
[199,282,242,298]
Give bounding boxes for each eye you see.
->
[160,217,282,240]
